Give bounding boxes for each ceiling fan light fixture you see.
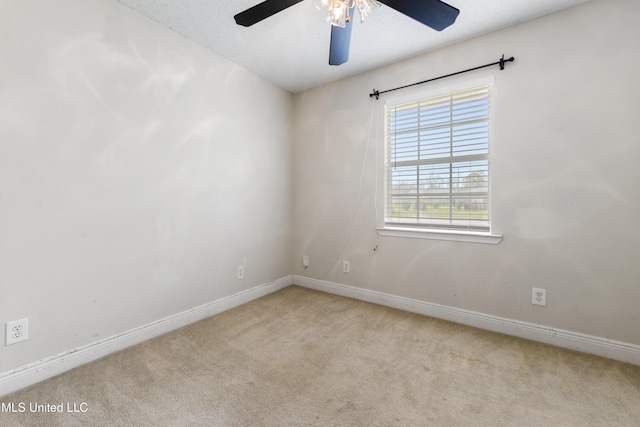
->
[317,0,365,28]
[355,0,380,23]
[329,1,349,27]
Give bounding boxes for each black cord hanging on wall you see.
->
[370,54,515,100]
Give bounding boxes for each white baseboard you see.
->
[293,275,640,366]
[4,274,638,397]
[0,276,293,397]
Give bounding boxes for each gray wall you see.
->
[0,0,293,372]
[292,0,640,346]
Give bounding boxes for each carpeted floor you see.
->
[1,285,639,426]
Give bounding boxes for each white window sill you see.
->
[376,227,503,245]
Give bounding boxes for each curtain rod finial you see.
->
[500,54,515,70]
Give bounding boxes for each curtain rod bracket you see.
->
[369,54,515,99]
[499,54,514,70]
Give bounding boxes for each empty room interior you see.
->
[1,0,640,425]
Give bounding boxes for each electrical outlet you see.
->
[532,287,546,306]
[6,318,28,346]
[237,266,245,280]
[343,260,350,273]
[302,255,309,269]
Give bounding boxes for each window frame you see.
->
[375,76,502,244]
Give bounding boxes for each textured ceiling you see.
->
[116,0,592,93]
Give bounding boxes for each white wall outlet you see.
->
[343,260,350,273]
[532,287,546,306]
[6,318,28,346]
[237,266,245,280]
[302,255,309,269]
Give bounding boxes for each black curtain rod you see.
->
[369,54,515,100]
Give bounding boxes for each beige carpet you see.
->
[1,285,639,426]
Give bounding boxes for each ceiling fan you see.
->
[234,0,460,66]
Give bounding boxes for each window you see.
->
[382,83,495,239]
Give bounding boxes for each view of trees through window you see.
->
[385,85,491,231]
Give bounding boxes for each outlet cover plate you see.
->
[343,261,350,273]
[532,287,546,307]
[6,318,29,346]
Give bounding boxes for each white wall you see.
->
[0,0,292,373]
[292,0,640,346]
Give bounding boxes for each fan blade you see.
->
[234,0,304,27]
[378,0,459,31]
[329,21,353,66]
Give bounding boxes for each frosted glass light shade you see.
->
[316,0,379,28]
[355,0,381,22]
[329,1,348,27]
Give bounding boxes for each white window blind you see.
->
[384,85,491,232]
